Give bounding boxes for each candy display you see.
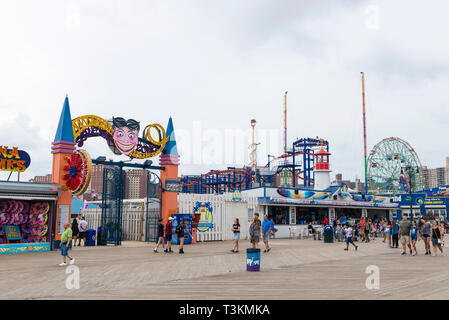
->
[0,200,50,244]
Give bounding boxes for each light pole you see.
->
[401,166,419,220]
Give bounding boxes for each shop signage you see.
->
[0,146,31,172]
[260,197,398,208]
[72,115,168,159]
[165,179,181,192]
[57,205,70,234]
[193,202,213,232]
[4,225,22,240]
[232,189,242,201]
[424,198,445,205]
[0,243,50,254]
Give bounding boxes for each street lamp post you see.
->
[402,166,419,220]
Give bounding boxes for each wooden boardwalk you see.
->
[0,237,448,299]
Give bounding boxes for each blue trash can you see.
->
[323,225,334,243]
[246,248,261,271]
[85,229,96,246]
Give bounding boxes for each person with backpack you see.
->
[249,214,262,249]
[164,217,174,254]
[176,218,191,254]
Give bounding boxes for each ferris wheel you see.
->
[367,137,424,194]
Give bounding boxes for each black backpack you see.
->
[175,224,183,234]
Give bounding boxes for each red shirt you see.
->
[165,221,173,236]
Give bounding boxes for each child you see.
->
[344,223,358,251]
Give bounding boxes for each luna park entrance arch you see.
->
[62,112,171,245]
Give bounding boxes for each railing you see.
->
[84,205,155,241]
[84,193,261,242]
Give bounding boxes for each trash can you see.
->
[323,225,334,243]
[85,229,96,246]
[97,226,107,246]
[246,248,261,272]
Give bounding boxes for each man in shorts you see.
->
[59,223,75,266]
[262,215,272,253]
[399,215,412,255]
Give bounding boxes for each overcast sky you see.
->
[1,0,449,182]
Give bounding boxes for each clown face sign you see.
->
[108,117,140,156]
[72,114,169,159]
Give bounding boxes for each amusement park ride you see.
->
[180,75,425,196]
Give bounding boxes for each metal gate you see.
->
[99,167,124,246]
[145,171,162,242]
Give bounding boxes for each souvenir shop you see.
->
[0,181,60,254]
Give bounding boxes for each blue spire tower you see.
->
[159,117,180,227]
[51,96,76,245]
[52,96,76,155]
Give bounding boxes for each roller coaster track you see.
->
[264,151,316,168]
[181,169,254,187]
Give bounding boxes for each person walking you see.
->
[431,221,444,256]
[360,216,366,242]
[421,218,432,255]
[335,223,342,242]
[59,222,75,266]
[369,219,376,240]
[249,215,262,249]
[391,220,399,248]
[399,215,412,255]
[343,223,358,251]
[71,217,79,246]
[410,220,420,256]
[269,217,277,239]
[77,216,88,246]
[154,218,165,253]
[262,215,272,253]
[164,217,174,253]
[364,218,370,243]
[231,218,240,253]
[385,219,392,248]
[176,218,191,254]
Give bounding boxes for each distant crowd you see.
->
[331,215,447,256]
